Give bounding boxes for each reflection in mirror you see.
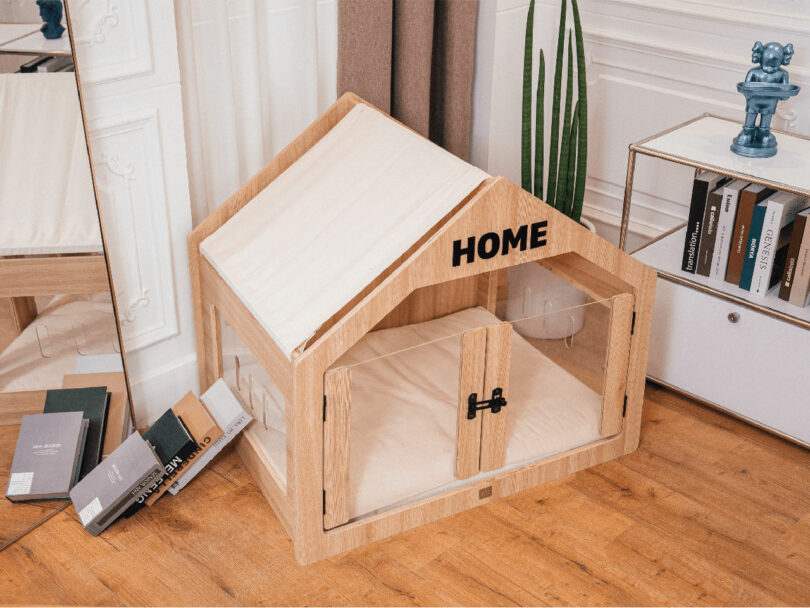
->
[0,7,128,550]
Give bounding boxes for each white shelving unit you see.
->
[622,114,810,446]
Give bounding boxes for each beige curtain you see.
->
[337,0,478,161]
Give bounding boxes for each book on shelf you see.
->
[750,194,807,296]
[710,180,749,280]
[143,392,223,506]
[121,408,197,517]
[70,432,164,536]
[725,184,775,285]
[779,207,810,302]
[682,172,727,273]
[43,387,109,481]
[62,372,131,458]
[696,184,726,276]
[169,379,252,495]
[739,201,769,291]
[788,209,810,308]
[6,412,88,502]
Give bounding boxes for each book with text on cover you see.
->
[6,412,88,502]
[726,184,775,285]
[750,194,806,296]
[169,379,252,495]
[779,207,810,301]
[739,201,769,291]
[69,431,163,536]
[143,392,223,506]
[682,172,727,273]
[788,209,810,308]
[710,180,748,281]
[696,184,727,277]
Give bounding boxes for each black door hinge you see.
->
[323,395,326,421]
[467,388,507,420]
[622,395,627,417]
[631,312,636,335]
[322,490,326,514]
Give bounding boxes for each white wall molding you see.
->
[88,106,180,353]
[473,0,810,247]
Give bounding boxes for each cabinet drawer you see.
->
[647,278,810,445]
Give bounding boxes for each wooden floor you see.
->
[1,383,809,606]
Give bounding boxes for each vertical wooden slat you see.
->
[480,322,512,472]
[455,327,486,479]
[600,293,635,437]
[209,305,223,379]
[477,272,499,313]
[0,296,36,354]
[323,367,351,529]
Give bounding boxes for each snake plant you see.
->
[521,0,587,224]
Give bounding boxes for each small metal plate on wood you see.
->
[479,486,493,499]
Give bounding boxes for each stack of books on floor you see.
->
[5,378,250,537]
[681,172,810,308]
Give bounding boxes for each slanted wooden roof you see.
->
[201,103,489,358]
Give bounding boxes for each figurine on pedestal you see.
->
[36,0,65,40]
[731,41,800,158]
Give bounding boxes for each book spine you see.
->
[168,412,252,495]
[696,190,723,276]
[750,205,782,296]
[711,188,740,280]
[682,179,710,273]
[789,220,810,307]
[781,213,809,300]
[726,192,757,284]
[739,205,767,291]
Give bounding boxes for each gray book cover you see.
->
[69,431,163,535]
[6,412,88,501]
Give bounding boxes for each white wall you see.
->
[174,0,338,226]
[472,0,810,249]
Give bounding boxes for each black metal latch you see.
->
[467,388,507,419]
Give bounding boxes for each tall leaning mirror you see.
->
[0,2,129,548]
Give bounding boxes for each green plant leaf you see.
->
[521,0,535,193]
[555,33,574,214]
[571,0,587,224]
[545,0,566,205]
[566,106,578,216]
[533,50,545,199]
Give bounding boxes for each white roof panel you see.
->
[201,104,489,358]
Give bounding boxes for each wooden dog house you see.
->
[188,93,656,564]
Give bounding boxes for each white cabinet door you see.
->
[69,0,196,424]
[648,278,810,445]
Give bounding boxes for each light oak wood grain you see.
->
[2,385,810,606]
[454,328,486,479]
[187,93,656,564]
[323,367,351,529]
[0,254,109,297]
[601,293,635,437]
[479,322,511,472]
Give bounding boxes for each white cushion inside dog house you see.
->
[200,103,490,359]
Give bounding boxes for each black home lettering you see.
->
[452,221,547,267]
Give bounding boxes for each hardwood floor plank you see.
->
[2,384,809,606]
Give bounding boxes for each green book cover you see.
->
[739,202,768,291]
[43,387,109,481]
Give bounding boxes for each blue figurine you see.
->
[36,0,65,40]
[731,41,800,158]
